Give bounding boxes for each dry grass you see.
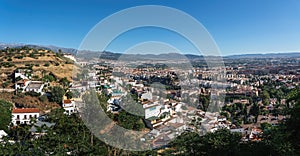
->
[0,92,60,113]
[0,48,79,83]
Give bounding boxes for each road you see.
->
[0,88,15,92]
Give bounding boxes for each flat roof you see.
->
[27,81,44,89]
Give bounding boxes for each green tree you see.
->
[164,129,241,155]
[117,111,145,131]
[50,86,65,104]
[60,77,70,88]
[261,90,270,105]
[42,74,55,82]
[0,99,12,131]
[65,91,73,99]
[285,88,300,154]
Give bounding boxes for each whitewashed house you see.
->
[12,108,40,125]
[144,103,161,119]
[63,99,77,115]
[14,69,31,80]
[15,79,30,91]
[63,54,76,62]
[141,91,153,101]
[15,69,31,91]
[0,130,7,139]
[25,81,45,94]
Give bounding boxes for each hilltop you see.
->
[0,46,78,88]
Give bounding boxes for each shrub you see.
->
[39,95,48,102]
[25,91,41,97]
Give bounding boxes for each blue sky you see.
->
[1,0,300,55]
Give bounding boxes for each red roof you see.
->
[63,99,72,104]
[12,108,40,113]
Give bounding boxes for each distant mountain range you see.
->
[1,42,300,60]
[224,53,300,59]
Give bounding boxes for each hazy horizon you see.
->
[2,41,300,57]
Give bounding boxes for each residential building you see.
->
[144,103,161,119]
[12,108,40,125]
[25,81,45,94]
[63,99,77,115]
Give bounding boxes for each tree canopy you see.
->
[49,86,65,104]
[0,99,12,131]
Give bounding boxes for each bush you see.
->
[29,53,35,58]
[2,82,9,88]
[43,75,56,82]
[44,63,50,67]
[66,91,73,99]
[14,55,24,59]
[39,95,48,102]
[25,91,41,97]
[49,86,65,104]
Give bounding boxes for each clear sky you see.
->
[1,0,300,55]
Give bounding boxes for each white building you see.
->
[63,54,76,62]
[14,69,31,91]
[63,99,77,115]
[12,108,40,125]
[25,81,45,94]
[141,91,153,101]
[14,69,31,80]
[144,104,161,119]
[0,130,7,139]
[15,79,30,91]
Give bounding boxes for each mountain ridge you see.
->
[1,42,300,59]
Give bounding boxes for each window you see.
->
[17,115,20,119]
[24,115,27,119]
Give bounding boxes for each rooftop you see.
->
[12,108,40,113]
[27,81,44,89]
[63,99,72,104]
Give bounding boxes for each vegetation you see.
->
[65,91,73,99]
[163,88,300,155]
[0,99,12,131]
[59,77,70,88]
[49,86,65,104]
[0,47,77,84]
[0,88,299,155]
[42,74,56,82]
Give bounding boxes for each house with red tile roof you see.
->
[11,108,40,125]
[63,99,76,115]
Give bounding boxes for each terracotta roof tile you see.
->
[12,108,40,113]
[63,99,72,104]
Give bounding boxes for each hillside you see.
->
[0,46,78,88]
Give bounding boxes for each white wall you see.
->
[12,112,39,125]
[145,105,161,119]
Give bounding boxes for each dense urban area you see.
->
[0,46,299,155]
